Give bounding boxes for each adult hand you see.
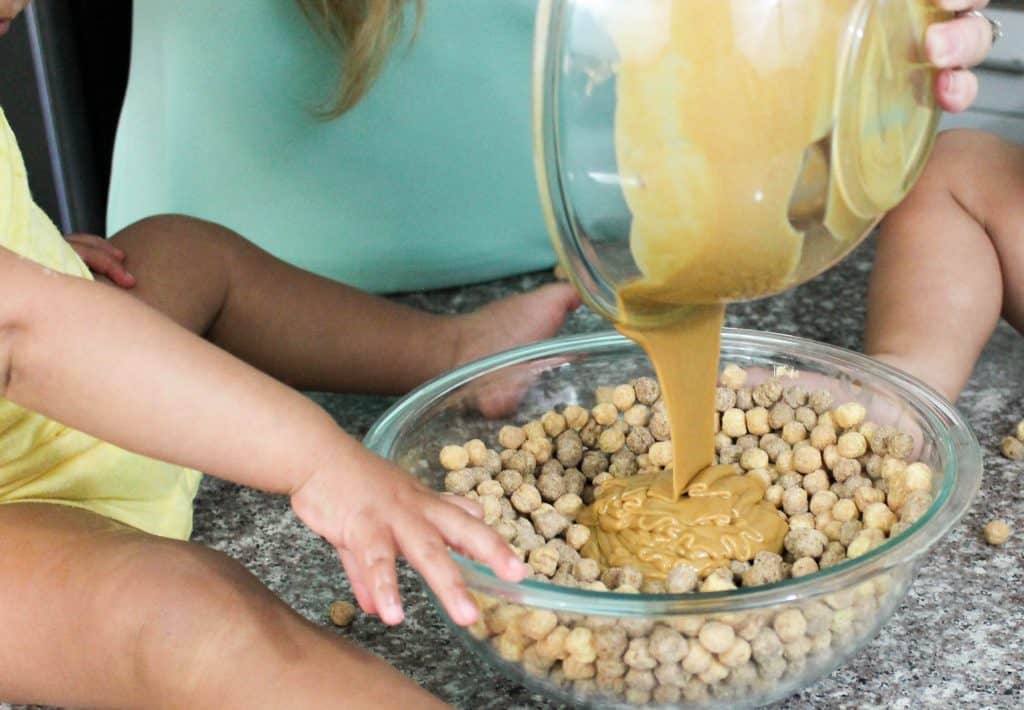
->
[65,233,136,288]
[929,1,999,113]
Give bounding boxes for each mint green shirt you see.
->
[107,0,555,293]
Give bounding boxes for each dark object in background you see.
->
[0,0,131,235]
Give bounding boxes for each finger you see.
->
[66,234,126,259]
[926,12,994,70]
[441,492,484,519]
[424,499,528,583]
[339,548,377,616]
[394,518,480,626]
[94,258,136,288]
[106,266,137,289]
[358,532,404,625]
[935,68,979,113]
[79,249,120,274]
[79,250,137,288]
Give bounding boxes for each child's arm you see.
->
[0,245,526,625]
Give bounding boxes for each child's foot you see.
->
[868,351,963,403]
[451,283,582,368]
[442,283,581,418]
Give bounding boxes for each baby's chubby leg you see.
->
[100,215,579,395]
[0,503,446,709]
[865,130,1024,401]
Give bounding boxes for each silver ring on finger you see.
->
[966,9,1003,47]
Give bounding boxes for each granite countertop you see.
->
[9,237,1023,709]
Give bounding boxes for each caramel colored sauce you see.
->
[615,305,724,499]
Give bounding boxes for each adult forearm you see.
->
[0,250,352,494]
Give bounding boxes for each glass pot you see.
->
[534,0,945,328]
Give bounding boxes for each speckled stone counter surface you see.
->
[6,237,1023,710]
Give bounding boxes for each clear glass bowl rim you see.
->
[364,328,981,616]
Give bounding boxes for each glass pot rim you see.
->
[364,329,981,616]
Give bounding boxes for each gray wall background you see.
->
[0,1,131,235]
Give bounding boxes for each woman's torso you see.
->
[107,0,555,293]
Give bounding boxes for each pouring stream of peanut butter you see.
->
[579,0,934,579]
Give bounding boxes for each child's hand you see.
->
[290,450,528,627]
[65,234,136,288]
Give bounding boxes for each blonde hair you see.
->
[296,0,423,118]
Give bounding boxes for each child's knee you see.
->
[106,214,256,291]
[884,129,1004,226]
[928,130,1024,222]
[109,214,244,257]
[112,213,208,241]
[101,543,301,701]
[927,130,1018,190]
[937,128,1009,163]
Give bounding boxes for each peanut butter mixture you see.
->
[582,0,934,578]
[579,464,788,579]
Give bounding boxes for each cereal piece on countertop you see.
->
[329,600,357,627]
[1000,436,1024,461]
[984,519,1011,546]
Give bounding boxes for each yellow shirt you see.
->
[0,106,200,539]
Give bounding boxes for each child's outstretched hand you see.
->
[290,448,528,627]
[65,233,136,288]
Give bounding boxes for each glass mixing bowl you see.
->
[534,0,945,327]
[364,330,981,708]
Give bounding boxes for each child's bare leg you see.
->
[101,215,578,394]
[865,130,1024,401]
[0,503,445,709]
